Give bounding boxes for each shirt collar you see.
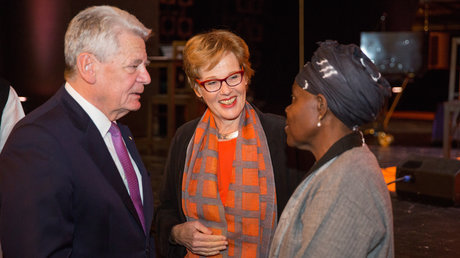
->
[64,82,112,137]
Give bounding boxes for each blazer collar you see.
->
[305,131,363,179]
[57,87,152,234]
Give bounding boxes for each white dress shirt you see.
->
[65,82,144,203]
[0,86,25,152]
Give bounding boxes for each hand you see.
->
[171,221,228,256]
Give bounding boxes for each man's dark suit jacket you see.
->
[0,87,155,257]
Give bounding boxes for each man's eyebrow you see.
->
[131,59,143,65]
[127,59,149,66]
[137,59,151,65]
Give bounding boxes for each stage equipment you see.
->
[428,32,450,70]
[360,32,425,144]
[360,32,424,77]
[396,155,460,206]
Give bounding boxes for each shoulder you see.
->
[256,107,285,128]
[307,146,383,198]
[19,88,87,130]
[331,145,381,179]
[252,104,286,139]
[175,118,200,140]
[7,91,88,148]
[169,117,200,151]
[4,104,76,154]
[311,145,390,208]
[0,117,66,173]
[16,102,66,133]
[177,117,200,132]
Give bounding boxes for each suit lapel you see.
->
[59,88,146,233]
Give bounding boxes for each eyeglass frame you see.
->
[195,67,245,93]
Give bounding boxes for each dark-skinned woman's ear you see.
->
[316,95,327,127]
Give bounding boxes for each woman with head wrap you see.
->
[269,41,394,258]
[154,29,314,257]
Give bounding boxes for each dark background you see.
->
[0,0,458,119]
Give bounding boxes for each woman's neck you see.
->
[311,122,352,161]
[214,112,243,136]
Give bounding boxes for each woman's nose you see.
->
[219,81,232,94]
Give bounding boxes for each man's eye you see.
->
[125,65,138,72]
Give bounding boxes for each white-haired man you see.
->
[0,6,156,257]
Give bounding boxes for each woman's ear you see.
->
[193,85,202,98]
[76,53,97,84]
[317,94,328,117]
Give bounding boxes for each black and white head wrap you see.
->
[295,40,391,129]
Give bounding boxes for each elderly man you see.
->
[0,6,155,257]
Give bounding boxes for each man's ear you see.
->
[76,53,97,84]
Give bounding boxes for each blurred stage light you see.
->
[392,87,403,93]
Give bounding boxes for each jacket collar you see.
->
[305,131,363,179]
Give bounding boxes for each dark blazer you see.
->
[154,105,315,257]
[0,87,155,257]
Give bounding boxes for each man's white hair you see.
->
[64,5,151,79]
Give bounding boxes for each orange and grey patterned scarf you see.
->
[182,102,277,258]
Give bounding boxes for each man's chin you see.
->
[128,101,142,111]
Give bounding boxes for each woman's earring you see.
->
[317,97,324,127]
[317,115,322,127]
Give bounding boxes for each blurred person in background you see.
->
[0,77,25,152]
[0,77,25,258]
